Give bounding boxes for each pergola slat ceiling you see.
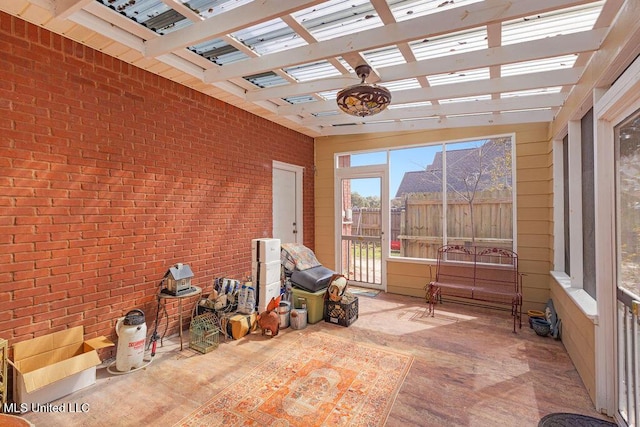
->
[3,0,620,137]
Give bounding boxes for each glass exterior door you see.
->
[615,108,640,427]
[340,176,384,289]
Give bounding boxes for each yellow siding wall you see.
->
[315,123,552,311]
[550,282,596,402]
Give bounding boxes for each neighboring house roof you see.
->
[395,139,512,198]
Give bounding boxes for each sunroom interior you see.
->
[1,0,640,426]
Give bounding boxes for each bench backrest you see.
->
[435,245,519,291]
[435,245,475,285]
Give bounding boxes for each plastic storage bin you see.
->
[292,287,326,324]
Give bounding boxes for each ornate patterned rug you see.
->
[176,332,413,427]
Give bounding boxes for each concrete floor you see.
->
[19,292,612,426]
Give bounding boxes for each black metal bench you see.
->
[427,245,522,333]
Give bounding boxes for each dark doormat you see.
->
[538,413,617,426]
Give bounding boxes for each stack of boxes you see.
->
[251,238,282,313]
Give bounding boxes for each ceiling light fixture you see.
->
[336,65,391,117]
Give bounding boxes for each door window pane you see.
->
[616,108,640,300]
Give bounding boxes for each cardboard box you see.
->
[258,281,282,313]
[12,326,114,406]
[251,260,281,285]
[251,238,281,264]
[222,313,257,340]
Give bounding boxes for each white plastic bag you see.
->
[237,283,256,314]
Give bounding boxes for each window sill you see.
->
[550,271,598,324]
[386,257,435,265]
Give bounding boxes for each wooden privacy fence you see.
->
[351,189,513,259]
[350,208,382,237]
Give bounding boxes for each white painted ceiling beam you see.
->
[305,93,566,126]
[156,53,206,80]
[279,14,350,75]
[84,1,158,41]
[319,110,556,136]
[144,0,325,58]
[278,67,583,116]
[204,0,599,82]
[246,29,605,102]
[67,9,144,51]
[51,0,91,19]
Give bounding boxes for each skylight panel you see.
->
[295,0,383,41]
[232,18,307,55]
[440,95,492,104]
[410,27,487,61]
[362,46,406,69]
[502,88,563,98]
[501,55,577,77]
[189,39,249,65]
[294,0,368,22]
[502,2,604,45]
[98,0,167,22]
[243,72,289,89]
[284,95,317,105]
[382,79,421,92]
[191,0,254,19]
[318,89,340,100]
[337,58,355,73]
[388,101,433,109]
[390,0,483,22]
[313,111,341,118]
[98,0,189,34]
[427,68,489,86]
[283,61,342,82]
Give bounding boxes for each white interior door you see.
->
[273,161,303,244]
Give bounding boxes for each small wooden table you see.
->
[158,286,202,350]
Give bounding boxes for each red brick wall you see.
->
[0,12,315,346]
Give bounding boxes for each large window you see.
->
[392,137,514,259]
[338,136,516,260]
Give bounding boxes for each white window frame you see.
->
[551,121,598,319]
[593,54,640,417]
[335,133,518,261]
[554,53,640,417]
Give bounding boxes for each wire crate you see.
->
[189,312,220,354]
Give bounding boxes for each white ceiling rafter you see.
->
[319,110,557,136]
[305,93,566,126]
[245,28,606,102]
[203,0,598,82]
[144,0,325,57]
[2,0,627,137]
[278,67,584,116]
